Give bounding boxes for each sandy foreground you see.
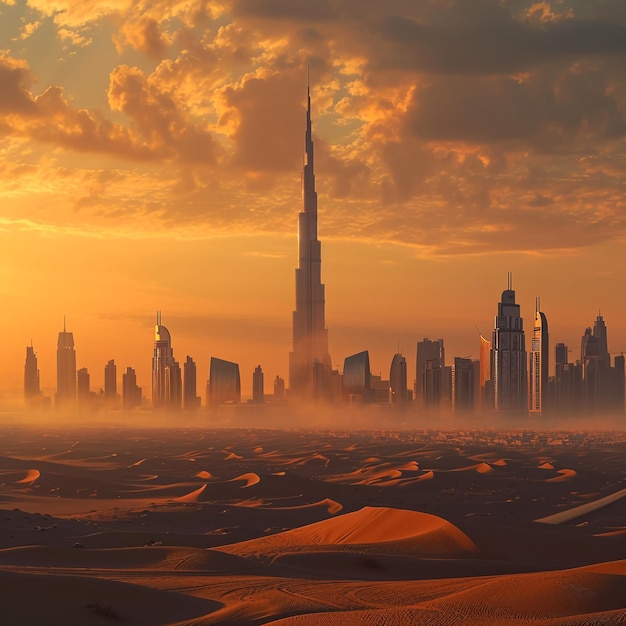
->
[1,421,626,625]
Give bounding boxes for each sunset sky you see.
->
[2,0,626,401]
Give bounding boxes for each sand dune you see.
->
[228,472,261,487]
[0,425,625,625]
[220,506,479,559]
[537,486,626,525]
[0,569,220,625]
[546,468,577,482]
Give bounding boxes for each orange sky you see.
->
[2,1,626,401]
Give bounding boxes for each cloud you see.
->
[5,0,626,258]
[222,73,304,173]
[116,17,170,59]
[0,56,37,114]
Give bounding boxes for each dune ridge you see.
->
[0,426,625,625]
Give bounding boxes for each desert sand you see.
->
[1,419,626,624]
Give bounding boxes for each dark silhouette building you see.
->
[491,274,527,413]
[273,375,285,401]
[56,319,76,406]
[122,367,142,410]
[580,315,622,413]
[165,361,182,409]
[454,357,475,412]
[24,344,40,401]
[289,84,332,400]
[207,357,241,406]
[389,353,408,405]
[342,351,372,403]
[77,367,90,405]
[104,359,117,404]
[415,338,445,408]
[554,343,582,415]
[252,365,264,404]
[183,356,200,409]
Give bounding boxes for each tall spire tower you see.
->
[289,81,331,399]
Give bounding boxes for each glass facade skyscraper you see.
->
[491,274,527,413]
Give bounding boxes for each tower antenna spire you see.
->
[63,315,66,333]
[507,272,512,290]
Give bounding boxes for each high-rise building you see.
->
[104,359,117,400]
[252,365,264,404]
[152,312,179,409]
[183,356,200,410]
[554,343,582,415]
[454,357,475,412]
[479,334,492,408]
[581,314,614,412]
[415,338,445,408]
[491,273,527,413]
[122,367,142,410]
[56,319,76,406]
[77,367,90,405]
[207,357,241,406]
[24,344,40,401]
[614,354,625,412]
[593,314,610,369]
[273,375,285,401]
[528,298,549,415]
[342,351,372,403]
[165,361,182,409]
[289,84,332,400]
[389,353,408,405]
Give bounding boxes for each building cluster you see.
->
[21,86,626,417]
[335,280,625,416]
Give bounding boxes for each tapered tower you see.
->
[289,82,331,399]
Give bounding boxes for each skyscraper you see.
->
[342,351,372,403]
[77,367,90,404]
[593,314,610,368]
[491,274,527,413]
[415,338,445,408]
[273,375,285,401]
[183,356,200,410]
[24,344,40,401]
[289,83,332,400]
[104,359,117,401]
[122,367,142,410]
[207,357,241,406]
[56,319,76,406]
[454,357,475,412]
[479,334,492,409]
[528,298,549,415]
[581,314,613,412]
[389,353,408,405]
[252,365,264,404]
[152,312,178,408]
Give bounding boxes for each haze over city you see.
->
[3,3,626,625]
[3,1,626,403]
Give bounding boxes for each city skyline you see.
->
[2,2,626,402]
